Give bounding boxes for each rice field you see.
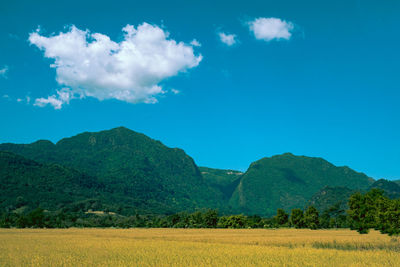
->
[0,228,399,266]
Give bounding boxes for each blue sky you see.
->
[1,0,400,179]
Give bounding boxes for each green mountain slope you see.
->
[1,128,383,217]
[0,127,223,214]
[199,167,243,199]
[229,153,374,216]
[306,179,400,214]
[0,151,103,212]
[307,186,357,212]
[369,179,400,199]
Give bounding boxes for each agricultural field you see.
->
[0,228,399,266]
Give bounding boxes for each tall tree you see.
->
[348,189,384,234]
[290,208,304,228]
[304,206,319,229]
[274,209,289,227]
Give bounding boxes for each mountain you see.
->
[306,179,400,213]
[0,151,103,212]
[229,153,374,216]
[0,128,381,217]
[393,180,400,187]
[199,167,243,199]
[307,186,357,212]
[0,127,224,214]
[369,179,400,199]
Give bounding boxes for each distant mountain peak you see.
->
[32,140,55,146]
[280,152,295,157]
[106,126,137,134]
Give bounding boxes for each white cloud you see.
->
[29,23,202,108]
[34,88,75,109]
[190,39,201,47]
[0,66,8,78]
[218,32,237,46]
[249,17,294,41]
[34,96,63,110]
[171,89,180,94]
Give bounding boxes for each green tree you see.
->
[348,189,384,234]
[321,203,348,228]
[274,209,289,227]
[189,211,204,227]
[290,208,304,228]
[218,215,247,228]
[304,206,319,229]
[26,208,45,228]
[246,215,262,228]
[378,198,400,236]
[203,209,218,228]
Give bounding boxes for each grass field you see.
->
[0,228,399,266]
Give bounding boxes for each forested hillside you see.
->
[199,167,243,200]
[229,153,374,216]
[307,186,357,212]
[0,127,224,214]
[0,127,386,218]
[0,151,103,212]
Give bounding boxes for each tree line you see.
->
[0,189,399,235]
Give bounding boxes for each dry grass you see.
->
[0,228,399,266]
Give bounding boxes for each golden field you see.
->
[0,228,399,266]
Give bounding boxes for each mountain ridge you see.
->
[0,127,383,216]
[229,152,374,216]
[0,127,224,214]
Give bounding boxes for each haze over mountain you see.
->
[0,127,389,217]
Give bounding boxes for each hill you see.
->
[199,167,243,200]
[0,151,103,212]
[229,153,374,216]
[369,179,400,199]
[0,127,224,214]
[307,186,357,212]
[1,128,383,217]
[306,179,400,214]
